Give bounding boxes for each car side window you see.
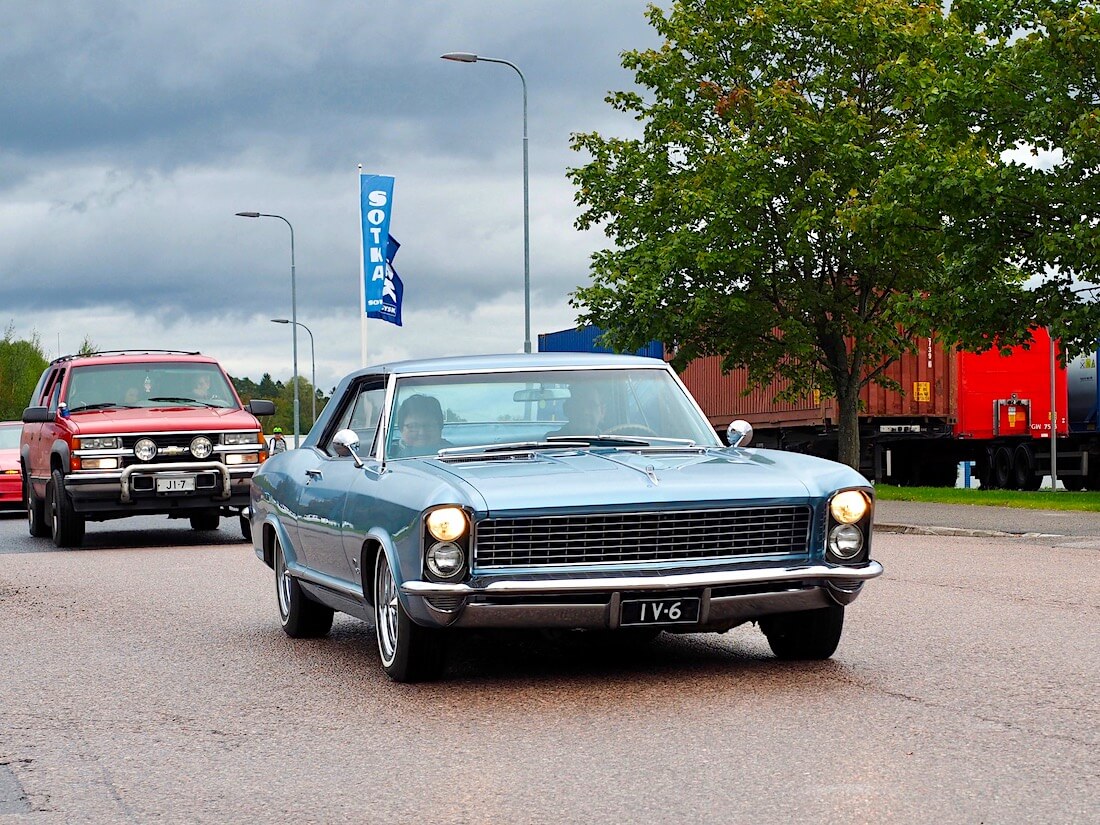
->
[327,380,385,458]
[46,369,65,414]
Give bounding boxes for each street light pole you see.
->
[441,51,532,354]
[271,319,315,427]
[236,212,301,448]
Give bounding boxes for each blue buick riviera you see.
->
[249,353,882,682]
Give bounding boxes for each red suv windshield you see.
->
[65,362,238,411]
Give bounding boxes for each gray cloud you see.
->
[1,0,659,390]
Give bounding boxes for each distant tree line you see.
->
[229,373,330,435]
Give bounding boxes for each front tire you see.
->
[25,472,49,538]
[760,604,844,660]
[47,469,85,548]
[189,511,220,531]
[374,551,446,682]
[274,536,333,638]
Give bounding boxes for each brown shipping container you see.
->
[676,335,957,431]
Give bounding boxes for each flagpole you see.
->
[358,164,368,367]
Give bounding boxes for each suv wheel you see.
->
[47,469,85,548]
[189,511,220,531]
[25,472,49,538]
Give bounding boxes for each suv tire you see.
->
[47,469,85,548]
[25,472,49,538]
[189,511,220,531]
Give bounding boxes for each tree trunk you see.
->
[834,385,862,471]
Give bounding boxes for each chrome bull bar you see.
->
[120,461,232,503]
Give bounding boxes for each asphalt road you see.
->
[0,511,1097,823]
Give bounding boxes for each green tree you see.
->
[0,326,50,420]
[569,0,1100,470]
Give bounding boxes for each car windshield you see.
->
[64,363,238,411]
[385,367,721,458]
[0,424,20,449]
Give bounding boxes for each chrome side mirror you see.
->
[332,429,364,468]
[727,419,753,448]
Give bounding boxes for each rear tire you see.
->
[991,446,1013,490]
[374,551,446,682]
[47,469,85,548]
[274,536,333,638]
[1013,445,1041,491]
[760,605,844,660]
[25,472,49,538]
[189,511,220,531]
[239,514,252,542]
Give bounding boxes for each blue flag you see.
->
[381,235,403,327]
[361,173,398,324]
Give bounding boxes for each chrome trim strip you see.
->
[285,563,364,599]
[402,560,883,597]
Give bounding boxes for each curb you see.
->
[875,523,1066,539]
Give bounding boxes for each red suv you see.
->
[20,350,275,547]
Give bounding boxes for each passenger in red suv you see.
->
[20,350,276,547]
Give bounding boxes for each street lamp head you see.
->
[270,318,290,325]
[235,211,261,218]
[441,52,478,63]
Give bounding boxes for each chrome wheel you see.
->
[273,534,334,638]
[275,540,292,621]
[375,552,400,667]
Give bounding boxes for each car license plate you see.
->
[156,476,196,493]
[620,597,700,626]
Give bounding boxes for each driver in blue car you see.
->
[395,394,454,456]
[554,384,606,436]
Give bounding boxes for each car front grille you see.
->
[474,505,813,569]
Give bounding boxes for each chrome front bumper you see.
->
[401,561,884,630]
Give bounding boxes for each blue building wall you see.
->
[538,326,664,359]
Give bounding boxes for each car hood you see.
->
[67,407,261,434]
[419,448,862,514]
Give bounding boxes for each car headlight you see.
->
[134,438,157,461]
[76,436,121,450]
[425,542,465,578]
[223,432,258,446]
[830,490,869,524]
[828,524,864,560]
[426,507,467,541]
[190,436,213,459]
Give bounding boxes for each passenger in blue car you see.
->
[394,394,454,456]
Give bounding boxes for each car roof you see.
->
[358,352,669,377]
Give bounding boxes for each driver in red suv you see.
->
[20,350,275,547]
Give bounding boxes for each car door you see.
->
[25,367,63,498]
[294,378,386,584]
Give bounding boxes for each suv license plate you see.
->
[620,597,700,627]
[156,476,196,493]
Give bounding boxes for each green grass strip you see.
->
[873,485,1100,512]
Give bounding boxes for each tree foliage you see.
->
[0,326,50,421]
[569,0,1100,469]
[230,373,328,437]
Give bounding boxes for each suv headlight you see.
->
[134,439,157,461]
[76,436,121,450]
[190,436,213,459]
[223,432,259,446]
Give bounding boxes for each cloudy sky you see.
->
[1,1,661,392]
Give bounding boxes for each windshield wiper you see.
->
[147,396,220,408]
[66,402,136,413]
[437,440,591,456]
[544,434,697,447]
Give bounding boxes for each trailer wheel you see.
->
[991,446,1013,490]
[1061,476,1086,491]
[1012,445,1041,491]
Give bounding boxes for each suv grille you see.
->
[120,433,222,465]
[474,505,813,569]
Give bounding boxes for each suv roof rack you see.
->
[50,349,203,364]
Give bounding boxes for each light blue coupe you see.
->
[249,353,882,681]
